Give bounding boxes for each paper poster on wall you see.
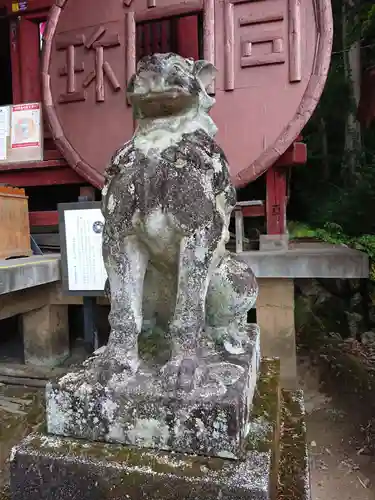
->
[0,107,9,161]
[11,103,41,149]
[64,208,107,292]
[12,1,28,12]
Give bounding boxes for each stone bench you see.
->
[239,241,369,389]
[6,243,366,389]
[0,255,69,369]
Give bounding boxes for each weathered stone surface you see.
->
[10,434,271,500]
[11,359,281,500]
[99,53,258,393]
[278,390,311,500]
[248,358,281,500]
[0,255,60,296]
[259,234,288,252]
[46,326,260,459]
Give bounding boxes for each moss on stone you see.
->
[246,358,280,453]
[0,386,44,496]
[7,359,314,500]
[27,432,227,478]
[5,360,313,500]
[245,358,281,500]
[277,390,310,500]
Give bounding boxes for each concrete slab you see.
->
[0,255,61,296]
[239,242,368,279]
[0,242,365,298]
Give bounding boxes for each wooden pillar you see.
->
[260,166,289,250]
[235,209,244,253]
[266,166,287,235]
[18,17,41,103]
[256,278,297,389]
[23,304,69,367]
[9,18,22,104]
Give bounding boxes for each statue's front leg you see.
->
[163,229,221,392]
[92,233,148,382]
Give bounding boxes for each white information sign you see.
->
[11,103,41,149]
[0,106,9,160]
[64,208,107,291]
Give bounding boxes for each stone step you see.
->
[9,358,279,500]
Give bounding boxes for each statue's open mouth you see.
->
[129,90,196,118]
[129,87,191,101]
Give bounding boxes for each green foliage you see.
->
[289,222,375,280]
[360,3,375,39]
[291,0,375,244]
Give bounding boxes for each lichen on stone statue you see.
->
[100,52,258,392]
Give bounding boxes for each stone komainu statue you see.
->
[101,53,258,392]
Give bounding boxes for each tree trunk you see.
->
[320,117,329,180]
[342,0,362,178]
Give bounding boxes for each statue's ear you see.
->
[194,60,217,90]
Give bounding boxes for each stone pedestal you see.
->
[9,360,311,500]
[11,435,272,500]
[46,327,260,459]
[11,359,280,500]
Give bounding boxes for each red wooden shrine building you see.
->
[0,0,309,239]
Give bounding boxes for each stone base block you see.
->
[259,234,289,252]
[10,433,272,500]
[11,359,282,500]
[46,326,260,459]
[8,362,311,500]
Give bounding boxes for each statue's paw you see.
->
[207,325,250,355]
[161,356,207,393]
[176,357,201,392]
[160,358,180,392]
[223,336,246,355]
[87,347,140,385]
